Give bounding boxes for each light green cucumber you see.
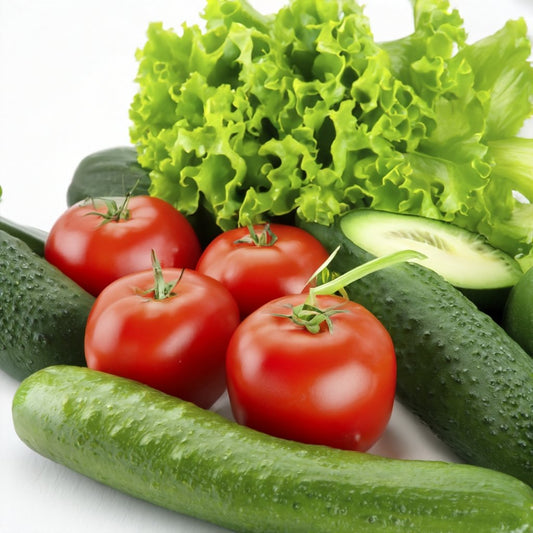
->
[0,230,94,380]
[300,217,533,488]
[12,365,533,533]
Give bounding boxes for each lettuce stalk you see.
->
[130,0,533,269]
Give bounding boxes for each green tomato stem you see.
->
[148,250,181,300]
[309,249,426,305]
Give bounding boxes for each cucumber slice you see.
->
[339,210,522,313]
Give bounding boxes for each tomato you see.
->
[225,293,396,451]
[45,195,201,296]
[84,263,240,409]
[196,224,330,317]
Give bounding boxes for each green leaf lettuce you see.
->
[130,0,533,269]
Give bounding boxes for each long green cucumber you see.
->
[300,219,533,488]
[0,215,47,256]
[0,231,94,380]
[12,366,533,532]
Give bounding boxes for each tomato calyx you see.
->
[85,195,132,224]
[273,302,347,334]
[138,250,183,300]
[84,180,144,225]
[234,224,278,247]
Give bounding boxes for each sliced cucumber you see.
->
[340,209,522,314]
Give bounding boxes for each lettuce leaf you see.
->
[130,0,533,268]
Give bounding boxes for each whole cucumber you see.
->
[12,365,533,533]
[0,230,94,380]
[301,219,533,488]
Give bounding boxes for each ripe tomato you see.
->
[226,293,396,451]
[45,195,201,296]
[84,264,240,409]
[196,224,329,317]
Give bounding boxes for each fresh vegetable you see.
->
[301,217,533,487]
[338,209,523,316]
[12,365,533,532]
[45,195,201,296]
[130,0,533,269]
[0,216,48,256]
[503,267,533,356]
[66,146,151,206]
[226,292,396,452]
[84,254,240,409]
[196,223,330,317]
[0,231,94,381]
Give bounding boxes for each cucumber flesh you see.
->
[12,366,533,532]
[340,210,522,290]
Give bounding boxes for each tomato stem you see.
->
[234,224,278,247]
[141,250,181,300]
[273,302,346,334]
[84,180,142,224]
[309,249,426,305]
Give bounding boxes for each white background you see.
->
[1,1,532,532]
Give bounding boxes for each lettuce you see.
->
[130,0,533,269]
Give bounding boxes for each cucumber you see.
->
[12,365,533,533]
[300,218,533,488]
[0,231,94,380]
[503,266,533,356]
[66,146,151,206]
[339,209,522,316]
[0,215,48,256]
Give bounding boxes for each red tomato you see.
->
[84,266,240,409]
[226,293,396,451]
[45,196,201,296]
[196,224,329,317]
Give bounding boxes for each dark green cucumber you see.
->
[12,366,533,533]
[0,231,94,380]
[301,219,533,488]
[66,146,151,206]
[0,216,48,256]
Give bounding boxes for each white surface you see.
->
[1,1,532,532]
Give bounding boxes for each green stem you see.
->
[144,250,181,300]
[309,249,426,304]
[234,224,278,246]
[85,179,141,225]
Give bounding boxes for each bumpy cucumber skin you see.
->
[0,216,47,256]
[12,366,533,533]
[0,231,94,380]
[66,146,151,206]
[302,220,533,488]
